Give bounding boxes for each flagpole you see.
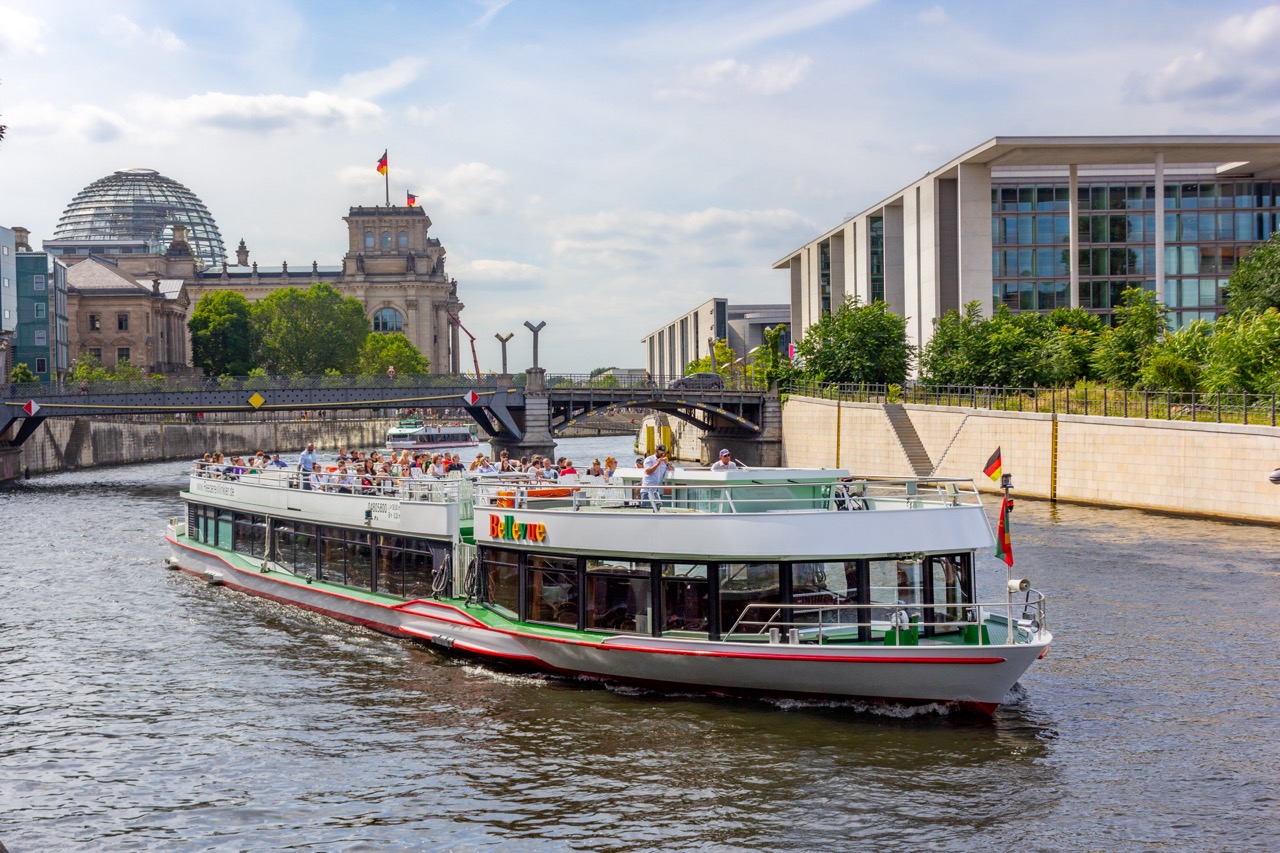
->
[384,150,390,207]
[1002,472,1013,637]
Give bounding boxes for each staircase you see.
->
[883,404,933,477]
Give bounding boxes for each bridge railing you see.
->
[784,379,1280,427]
[546,374,768,392]
[6,372,507,399]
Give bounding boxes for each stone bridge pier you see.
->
[700,389,782,467]
[488,368,555,461]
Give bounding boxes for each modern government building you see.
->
[776,136,1280,353]
[2,167,464,383]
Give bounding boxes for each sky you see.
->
[3,0,1280,372]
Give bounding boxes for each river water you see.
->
[2,436,1278,851]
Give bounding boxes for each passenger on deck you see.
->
[710,449,747,471]
[429,454,448,478]
[268,453,288,469]
[477,456,499,474]
[447,453,465,473]
[603,457,618,480]
[298,442,318,489]
[309,468,329,491]
[498,451,514,473]
[560,458,578,476]
[586,459,605,478]
[642,444,672,512]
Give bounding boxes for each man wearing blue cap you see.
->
[711,449,746,471]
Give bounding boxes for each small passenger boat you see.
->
[165,466,1051,714]
[385,418,479,451]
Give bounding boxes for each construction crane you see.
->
[444,306,481,378]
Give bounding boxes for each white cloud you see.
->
[551,206,813,270]
[136,90,383,133]
[106,15,185,51]
[1125,5,1280,108]
[405,103,449,126]
[0,5,48,56]
[635,0,875,55]
[916,5,948,25]
[656,55,812,100]
[416,162,512,215]
[11,102,134,142]
[457,258,545,281]
[472,0,514,30]
[335,57,427,98]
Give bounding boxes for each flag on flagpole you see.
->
[406,192,418,207]
[983,446,1003,482]
[376,150,388,175]
[995,494,1014,567]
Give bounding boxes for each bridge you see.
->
[1,369,780,463]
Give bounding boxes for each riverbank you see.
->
[0,416,399,481]
[781,395,1280,525]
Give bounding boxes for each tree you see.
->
[357,332,430,374]
[1225,231,1280,314]
[9,362,36,383]
[1091,287,1166,387]
[793,298,913,385]
[919,302,988,386]
[1138,319,1211,392]
[190,290,256,376]
[1041,308,1103,386]
[252,282,369,374]
[1202,308,1280,394]
[684,338,738,378]
[69,353,112,382]
[752,323,793,388]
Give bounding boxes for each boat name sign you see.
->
[488,514,547,542]
[367,501,401,523]
[193,480,237,498]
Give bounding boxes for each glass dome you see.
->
[53,168,226,270]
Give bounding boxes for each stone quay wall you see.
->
[781,395,1280,524]
[3,417,399,480]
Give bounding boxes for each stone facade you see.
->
[45,207,463,375]
[781,395,1280,524]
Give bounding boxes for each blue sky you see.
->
[3,0,1280,371]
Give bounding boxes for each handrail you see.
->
[471,474,984,514]
[189,464,469,505]
[724,597,1048,645]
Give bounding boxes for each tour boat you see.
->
[165,466,1052,714]
[385,418,479,451]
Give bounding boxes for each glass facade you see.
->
[991,178,1280,328]
[52,168,226,271]
[869,215,885,304]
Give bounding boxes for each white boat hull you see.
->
[168,532,1049,713]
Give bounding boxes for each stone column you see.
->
[1154,153,1165,303]
[1069,164,1080,309]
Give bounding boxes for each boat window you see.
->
[661,563,709,635]
[719,563,782,638]
[791,561,859,607]
[586,559,653,633]
[347,531,373,591]
[868,557,928,624]
[273,521,317,580]
[376,535,436,599]
[232,512,266,559]
[216,509,233,550]
[480,547,520,618]
[318,525,372,589]
[925,555,973,636]
[527,554,579,627]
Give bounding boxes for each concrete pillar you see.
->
[830,232,846,309]
[1069,164,1080,309]
[883,204,906,318]
[957,163,993,313]
[1154,153,1165,302]
[789,257,802,342]
[489,367,555,460]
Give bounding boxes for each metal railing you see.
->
[471,474,983,514]
[725,596,1048,646]
[785,379,1280,427]
[191,463,473,511]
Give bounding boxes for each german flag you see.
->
[995,494,1014,567]
[376,150,388,175]
[983,447,1002,482]
[406,192,418,207]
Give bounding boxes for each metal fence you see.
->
[784,379,1280,427]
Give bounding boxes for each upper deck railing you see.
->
[189,464,983,516]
